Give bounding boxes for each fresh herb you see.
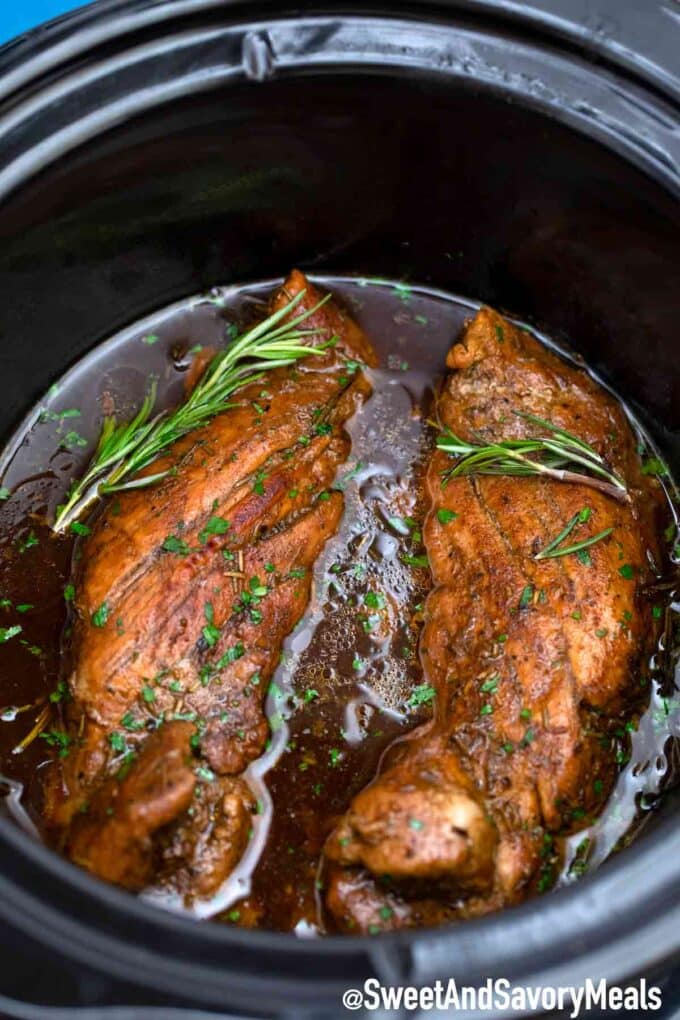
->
[18,531,39,553]
[535,509,585,558]
[437,508,458,525]
[121,711,144,731]
[202,603,221,647]
[0,487,10,500]
[109,731,127,753]
[0,625,22,643]
[215,642,245,668]
[400,553,429,569]
[91,603,110,628]
[407,683,436,708]
[70,521,90,536]
[641,456,667,477]
[60,430,87,450]
[437,412,627,501]
[618,563,635,580]
[198,515,230,544]
[40,729,72,758]
[364,591,386,610]
[536,522,613,561]
[162,534,191,555]
[50,680,70,704]
[519,585,534,609]
[52,290,336,532]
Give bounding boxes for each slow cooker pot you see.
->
[0,1,678,1017]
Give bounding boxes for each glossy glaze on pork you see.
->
[324,307,664,932]
[0,273,672,933]
[44,271,377,898]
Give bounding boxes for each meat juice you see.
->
[0,277,677,932]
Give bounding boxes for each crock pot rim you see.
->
[0,0,678,103]
[0,0,677,1007]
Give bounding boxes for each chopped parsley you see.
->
[198,515,230,544]
[407,683,436,709]
[40,729,72,758]
[202,603,221,647]
[0,625,22,643]
[400,553,429,569]
[162,534,190,555]
[108,731,127,753]
[91,603,110,628]
[215,642,245,668]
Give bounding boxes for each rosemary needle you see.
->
[53,290,335,533]
[437,411,627,502]
[536,526,614,561]
[535,511,584,559]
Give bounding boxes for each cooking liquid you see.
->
[0,277,677,933]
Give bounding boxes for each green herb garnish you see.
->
[0,625,22,643]
[437,412,627,501]
[407,683,436,708]
[91,603,109,628]
[535,508,613,561]
[53,289,335,532]
[162,534,191,555]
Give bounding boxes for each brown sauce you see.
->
[0,276,677,933]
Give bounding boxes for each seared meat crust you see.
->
[46,271,376,899]
[325,307,663,932]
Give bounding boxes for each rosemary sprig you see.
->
[53,290,334,533]
[535,507,614,560]
[535,510,587,559]
[437,411,627,502]
[538,527,614,561]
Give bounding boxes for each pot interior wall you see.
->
[0,68,678,838]
[0,73,678,437]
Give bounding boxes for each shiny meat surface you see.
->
[44,271,376,899]
[325,307,663,932]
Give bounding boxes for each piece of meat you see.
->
[325,307,664,932]
[44,270,377,900]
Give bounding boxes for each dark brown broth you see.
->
[0,277,677,934]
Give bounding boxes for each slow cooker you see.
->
[0,1,677,1017]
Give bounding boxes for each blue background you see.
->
[1,1,87,45]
